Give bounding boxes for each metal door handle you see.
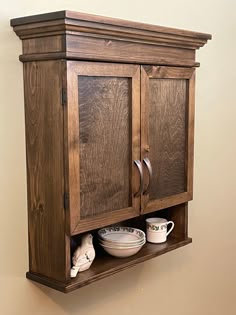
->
[143,158,152,195]
[134,160,143,197]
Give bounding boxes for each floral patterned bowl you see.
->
[98,226,145,244]
[98,226,146,258]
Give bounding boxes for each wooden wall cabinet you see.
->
[11,11,211,293]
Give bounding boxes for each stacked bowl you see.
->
[98,226,146,258]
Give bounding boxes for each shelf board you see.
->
[26,236,192,293]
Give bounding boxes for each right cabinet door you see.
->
[141,66,195,214]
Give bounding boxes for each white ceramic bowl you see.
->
[99,237,146,248]
[98,226,145,244]
[100,241,145,258]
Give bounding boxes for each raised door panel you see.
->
[78,76,131,218]
[149,78,186,198]
[65,62,141,234]
[141,66,195,214]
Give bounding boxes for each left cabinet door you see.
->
[65,62,141,235]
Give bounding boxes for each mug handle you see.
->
[166,221,175,236]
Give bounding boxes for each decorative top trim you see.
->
[11,10,211,50]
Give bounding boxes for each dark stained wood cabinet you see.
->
[66,62,141,234]
[141,66,195,214]
[11,10,211,293]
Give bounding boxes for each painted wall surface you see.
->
[0,1,235,314]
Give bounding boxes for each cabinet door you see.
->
[65,62,141,234]
[141,66,195,214]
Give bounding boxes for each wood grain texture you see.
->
[141,66,194,214]
[23,35,65,54]
[65,62,140,234]
[11,10,211,43]
[186,72,195,197]
[149,78,187,199]
[66,35,196,66]
[24,60,69,281]
[140,66,150,211]
[72,207,139,235]
[79,76,131,218]
[26,236,192,293]
[11,11,211,66]
[61,61,72,280]
[163,203,188,239]
[143,192,192,214]
[18,43,197,64]
[143,66,194,79]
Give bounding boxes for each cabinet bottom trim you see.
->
[26,236,192,293]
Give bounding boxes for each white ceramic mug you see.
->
[146,218,175,243]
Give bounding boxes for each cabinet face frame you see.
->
[140,66,195,214]
[64,61,141,235]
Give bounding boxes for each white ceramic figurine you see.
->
[70,234,96,278]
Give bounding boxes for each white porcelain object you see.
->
[146,218,174,244]
[70,233,96,278]
[98,226,145,244]
[99,239,146,248]
[101,241,145,258]
[99,238,145,247]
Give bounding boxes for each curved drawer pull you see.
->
[134,160,143,197]
[143,158,153,195]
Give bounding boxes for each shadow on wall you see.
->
[26,247,191,314]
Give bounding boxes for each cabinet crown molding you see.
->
[11,10,211,66]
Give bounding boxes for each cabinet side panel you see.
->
[24,61,67,281]
[165,203,188,239]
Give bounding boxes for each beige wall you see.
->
[1,1,236,314]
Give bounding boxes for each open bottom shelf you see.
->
[26,236,192,293]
